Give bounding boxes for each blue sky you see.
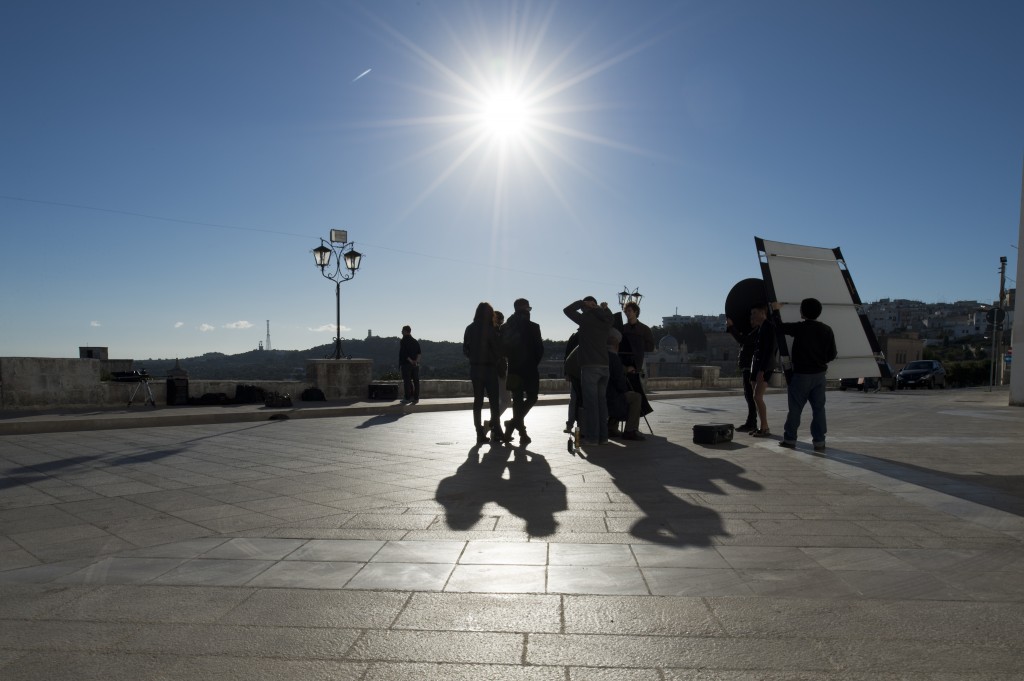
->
[2,0,1021,360]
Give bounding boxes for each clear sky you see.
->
[2,0,1022,360]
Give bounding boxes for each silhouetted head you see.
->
[474,301,494,324]
[800,298,823,320]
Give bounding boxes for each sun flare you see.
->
[478,88,534,140]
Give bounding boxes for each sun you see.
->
[477,88,535,141]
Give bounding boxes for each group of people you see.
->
[727,297,838,452]
[562,298,654,446]
[453,295,655,448]
[409,292,836,452]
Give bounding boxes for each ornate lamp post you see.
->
[312,229,362,360]
[618,286,643,308]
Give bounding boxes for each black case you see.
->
[367,383,399,400]
[692,423,734,444]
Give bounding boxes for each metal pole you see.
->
[990,319,998,391]
[996,257,1007,384]
[334,280,342,360]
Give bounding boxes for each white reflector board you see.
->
[756,238,887,381]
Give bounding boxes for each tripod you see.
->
[127,377,156,408]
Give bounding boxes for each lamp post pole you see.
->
[312,229,362,360]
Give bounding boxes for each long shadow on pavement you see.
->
[585,436,762,547]
[435,446,568,537]
[821,449,1024,518]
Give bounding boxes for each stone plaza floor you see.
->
[1,387,1023,679]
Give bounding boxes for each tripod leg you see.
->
[127,382,141,408]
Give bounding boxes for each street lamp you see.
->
[312,229,362,360]
[618,286,643,308]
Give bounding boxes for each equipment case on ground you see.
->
[692,423,734,444]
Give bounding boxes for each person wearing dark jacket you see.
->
[773,298,838,452]
[398,325,421,404]
[463,302,504,445]
[499,298,544,445]
[618,302,655,374]
[726,317,758,431]
[606,329,644,441]
[563,296,614,445]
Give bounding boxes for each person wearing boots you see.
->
[726,316,758,432]
[463,302,504,445]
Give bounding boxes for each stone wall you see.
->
[0,356,730,411]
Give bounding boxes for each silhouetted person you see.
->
[500,298,544,445]
[399,325,421,404]
[773,298,838,452]
[463,302,503,445]
[564,296,614,445]
[607,328,644,440]
[726,316,758,431]
[749,303,775,437]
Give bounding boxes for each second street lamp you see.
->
[618,286,643,308]
[312,230,362,360]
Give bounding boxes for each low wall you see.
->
[0,356,732,411]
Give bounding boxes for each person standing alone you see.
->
[500,298,544,445]
[399,325,421,404]
[773,298,838,452]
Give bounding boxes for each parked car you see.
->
[896,360,946,389]
[839,362,896,392]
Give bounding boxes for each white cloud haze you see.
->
[223,320,253,330]
[174,322,184,328]
[90,321,101,327]
[199,324,215,332]
[309,324,351,333]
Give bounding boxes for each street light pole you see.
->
[989,256,1007,390]
[312,229,362,360]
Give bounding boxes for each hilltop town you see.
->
[131,297,1013,389]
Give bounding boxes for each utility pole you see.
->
[997,256,1007,384]
[990,256,1007,389]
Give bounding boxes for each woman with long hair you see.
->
[749,304,775,437]
[463,302,504,444]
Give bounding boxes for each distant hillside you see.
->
[136,336,568,381]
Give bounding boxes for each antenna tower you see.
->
[266,320,271,352]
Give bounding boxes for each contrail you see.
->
[353,68,372,82]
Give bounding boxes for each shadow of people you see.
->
[499,450,567,536]
[355,413,406,429]
[585,437,762,547]
[435,446,568,537]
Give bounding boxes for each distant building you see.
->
[661,313,725,332]
[79,347,108,360]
